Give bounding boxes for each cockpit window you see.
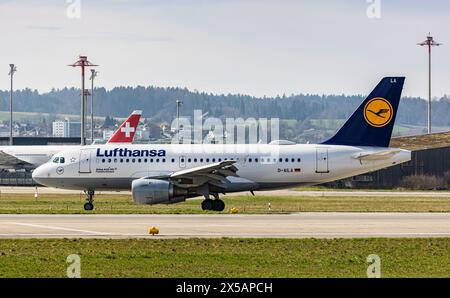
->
[52,157,65,164]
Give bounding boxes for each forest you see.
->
[0,86,449,127]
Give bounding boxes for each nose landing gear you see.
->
[201,193,225,212]
[83,190,95,211]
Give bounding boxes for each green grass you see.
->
[0,193,450,214]
[0,238,449,277]
[292,186,450,192]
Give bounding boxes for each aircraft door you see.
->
[315,148,329,173]
[79,149,92,173]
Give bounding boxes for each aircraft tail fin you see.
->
[322,77,405,148]
[107,110,142,144]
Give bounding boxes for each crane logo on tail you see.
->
[363,97,393,127]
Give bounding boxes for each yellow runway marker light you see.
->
[230,207,239,214]
[148,226,159,235]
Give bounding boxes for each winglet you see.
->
[107,110,142,143]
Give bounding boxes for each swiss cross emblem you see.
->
[120,122,135,138]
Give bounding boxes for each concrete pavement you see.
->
[1,213,449,239]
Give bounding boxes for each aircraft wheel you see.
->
[201,199,213,211]
[212,199,225,212]
[84,202,94,211]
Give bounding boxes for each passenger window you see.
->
[162,158,166,163]
[291,158,295,163]
[172,158,175,163]
[138,159,142,163]
[255,158,258,163]
[120,159,123,163]
[206,158,210,162]
[248,158,252,163]
[194,158,197,163]
[297,158,301,162]
[285,158,289,162]
[156,159,160,163]
[279,158,282,163]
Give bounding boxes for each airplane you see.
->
[32,77,411,211]
[0,110,142,170]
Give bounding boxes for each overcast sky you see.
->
[0,0,449,98]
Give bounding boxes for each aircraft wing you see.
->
[352,149,402,161]
[0,150,34,169]
[169,160,239,187]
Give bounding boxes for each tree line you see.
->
[0,86,449,126]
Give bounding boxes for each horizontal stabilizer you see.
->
[352,149,401,160]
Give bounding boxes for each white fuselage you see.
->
[32,143,411,192]
[0,145,81,169]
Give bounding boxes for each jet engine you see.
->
[132,178,187,205]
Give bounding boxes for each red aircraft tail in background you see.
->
[107,110,142,143]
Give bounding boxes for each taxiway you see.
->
[0,213,449,239]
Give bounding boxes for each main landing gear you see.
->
[201,193,225,212]
[84,190,95,211]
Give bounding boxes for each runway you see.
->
[1,213,449,239]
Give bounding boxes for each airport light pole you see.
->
[83,89,91,137]
[8,64,17,146]
[68,56,98,145]
[176,100,183,143]
[176,99,183,127]
[418,33,442,134]
[90,69,98,144]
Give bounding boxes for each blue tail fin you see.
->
[322,77,405,148]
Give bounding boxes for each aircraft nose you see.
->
[32,164,51,185]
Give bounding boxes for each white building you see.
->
[102,129,114,141]
[52,119,81,138]
[52,121,65,137]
